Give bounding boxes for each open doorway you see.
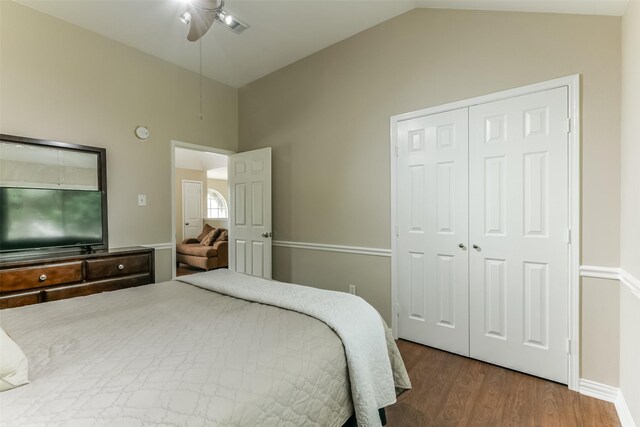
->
[171,141,233,278]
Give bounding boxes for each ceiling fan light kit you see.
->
[180,0,248,42]
[180,11,191,25]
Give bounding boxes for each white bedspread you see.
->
[0,281,355,426]
[178,270,411,427]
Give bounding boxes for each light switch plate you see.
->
[137,194,147,206]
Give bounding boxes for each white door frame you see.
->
[390,75,581,391]
[170,140,235,279]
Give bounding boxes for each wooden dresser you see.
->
[0,247,155,309]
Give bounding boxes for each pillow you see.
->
[196,224,214,242]
[215,229,228,243]
[200,228,222,246]
[0,327,29,392]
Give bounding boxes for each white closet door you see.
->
[468,87,569,383]
[397,108,470,356]
[229,148,272,279]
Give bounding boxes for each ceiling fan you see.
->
[180,0,248,42]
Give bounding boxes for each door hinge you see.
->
[565,118,571,134]
[394,145,398,157]
[566,229,572,244]
[395,225,399,237]
[566,338,572,355]
[396,303,400,317]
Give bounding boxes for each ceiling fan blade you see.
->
[187,9,217,42]
[190,0,223,12]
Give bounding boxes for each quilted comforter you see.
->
[178,270,411,427]
[0,273,409,426]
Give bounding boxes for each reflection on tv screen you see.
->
[0,187,103,252]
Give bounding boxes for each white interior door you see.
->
[229,148,272,279]
[183,180,203,240]
[468,87,569,383]
[397,108,470,356]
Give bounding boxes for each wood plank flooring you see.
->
[386,340,620,427]
[176,265,203,277]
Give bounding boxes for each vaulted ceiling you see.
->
[18,0,629,88]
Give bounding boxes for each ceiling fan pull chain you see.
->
[199,38,204,120]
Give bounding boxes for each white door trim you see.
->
[170,140,235,279]
[390,74,581,391]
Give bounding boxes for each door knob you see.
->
[473,244,480,250]
[185,222,189,226]
[458,243,466,249]
[261,232,272,238]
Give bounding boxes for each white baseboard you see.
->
[616,392,637,427]
[579,378,619,402]
[579,379,637,427]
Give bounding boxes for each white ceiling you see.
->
[18,0,629,88]
[175,147,228,180]
[207,167,228,180]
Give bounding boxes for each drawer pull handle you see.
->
[118,264,125,270]
[39,274,47,282]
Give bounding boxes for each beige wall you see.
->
[621,0,640,281]
[581,278,620,385]
[175,168,208,243]
[619,287,640,424]
[275,247,393,320]
[619,1,640,424]
[153,247,173,284]
[0,2,238,258]
[239,8,622,383]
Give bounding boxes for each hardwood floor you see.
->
[176,265,205,277]
[386,340,620,427]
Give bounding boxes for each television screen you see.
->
[0,187,103,252]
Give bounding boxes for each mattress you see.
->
[0,281,354,426]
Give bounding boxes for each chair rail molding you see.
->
[580,265,640,299]
[272,240,391,257]
[110,243,173,251]
[140,243,173,250]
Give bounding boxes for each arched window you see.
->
[207,189,228,219]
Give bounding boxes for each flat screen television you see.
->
[0,187,104,253]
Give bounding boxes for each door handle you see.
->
[261,232,272,238]
[185,222,189,226]
[473,244,481,251]
[458,243,466,250]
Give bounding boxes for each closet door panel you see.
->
[468,87,569,384]
[397,108,469,356]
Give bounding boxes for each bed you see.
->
[0,270,410,426]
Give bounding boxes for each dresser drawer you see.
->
[0,261,84,292]
[45,274,151,302]
[0,291,42,309]
[86,254,150,280]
